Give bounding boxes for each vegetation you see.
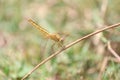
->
[0,0,120,80]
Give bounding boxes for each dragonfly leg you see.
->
[51,42,56,53]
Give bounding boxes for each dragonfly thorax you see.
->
[48,33,61,42]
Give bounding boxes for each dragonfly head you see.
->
[59,37,64,44]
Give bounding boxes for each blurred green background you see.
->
[0,0,120,80]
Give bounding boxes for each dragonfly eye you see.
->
[59,37,64,43]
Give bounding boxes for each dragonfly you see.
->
[28,19,64,47]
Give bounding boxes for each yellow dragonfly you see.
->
[28,19,64,47]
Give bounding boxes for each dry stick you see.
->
[97,57,108,80]
[96,1,108,79]
[21,22,120,80]
[108,57,120,63]
[107,41,120,62]
[101,0,108,19]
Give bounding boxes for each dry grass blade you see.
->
[107,41,120,62]
[97,57,108,80]
[108,57,120,63]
